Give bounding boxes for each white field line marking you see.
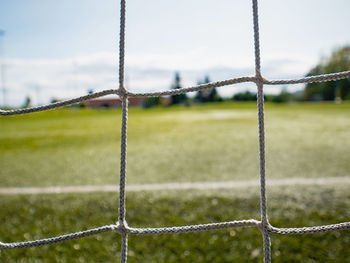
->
[0,177,349,195]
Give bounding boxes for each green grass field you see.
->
[0,102,349,262]
[1,102,350,186]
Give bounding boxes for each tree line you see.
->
[143,72,222,108]
[144,45,350,108]
[305,46,350,101]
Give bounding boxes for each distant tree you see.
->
[305,46,350,101]
[232,91,271,102]
[170,72,187,105]
[143,96,161,108]
[232,91,257,101]
[194,80,205,103]
[271,89,291,103]
[51,98,60,103]
[22,96,31,108]
[194,75,221,103]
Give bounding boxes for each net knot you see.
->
[118,87,128,99]
[254,74,264,86]
[115,221,129,235]
[257,220,272,233]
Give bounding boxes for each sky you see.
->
[0,0,349,107]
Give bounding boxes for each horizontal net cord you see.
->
[125,220,260,234]
[1,69,350,116]
[0,89,118,116]
[127,76,256,97]
[264,70,350,85]
[2,218,349,249]
[0,76,254,116]
[0,220,260,249]
[269,221,350,235]
[0,225,115,249]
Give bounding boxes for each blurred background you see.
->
[0,0,349,108]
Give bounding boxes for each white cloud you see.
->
[1,50,315,107]
[126,47,256,71]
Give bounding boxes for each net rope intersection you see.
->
[1,0,350,262]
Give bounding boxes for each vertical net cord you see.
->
[119,96,128,263]
[118,0,128,262]
[252,0,271,262]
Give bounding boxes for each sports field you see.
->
[0,102,349,262]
